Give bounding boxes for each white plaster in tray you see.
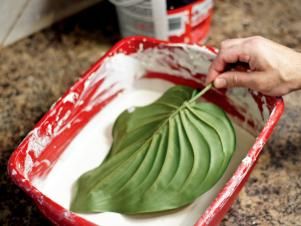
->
[33,78,255,226]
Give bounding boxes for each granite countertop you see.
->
[0,0,300,225]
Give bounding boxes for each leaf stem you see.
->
[189,83,213,103]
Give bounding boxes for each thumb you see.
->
[213,71,262,89]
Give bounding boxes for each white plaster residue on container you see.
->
[63,92,79,104]
[23,53,145,178]
[132,44,214,81]
[24,128,52,178]
[226,88,270,131]
[80,53,146,111]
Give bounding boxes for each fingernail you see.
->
[214,78,227,88]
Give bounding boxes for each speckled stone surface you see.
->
[0,0,300,225]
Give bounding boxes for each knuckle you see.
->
[215,49,225,63]
[248,36,264,46]
[256,79,271,93]
[220,39,232,50]
[276,87,288,96]
[232,74,239,86]
[238,53,250,63]
[217,51,224,61]
[249,78,260,89]
[258,85,268,93]
[227,73,240,87]
[252,35,264,40]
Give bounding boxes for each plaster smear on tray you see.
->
[24,128,51,178]
[132,44,215,81]
[226,88,270,132]
[23,54,145,178]
[63,92,79,104]
[80,44,216,107]
[81,54,146,111]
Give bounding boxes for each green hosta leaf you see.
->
[70,85,236,214]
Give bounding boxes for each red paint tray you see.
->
[8,37,284,226]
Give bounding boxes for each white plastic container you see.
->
[109,0,213,43]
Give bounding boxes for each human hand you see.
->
[206,36,301,96]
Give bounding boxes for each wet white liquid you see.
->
[33,78,255,226]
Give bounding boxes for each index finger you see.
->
[206,45,250,84]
